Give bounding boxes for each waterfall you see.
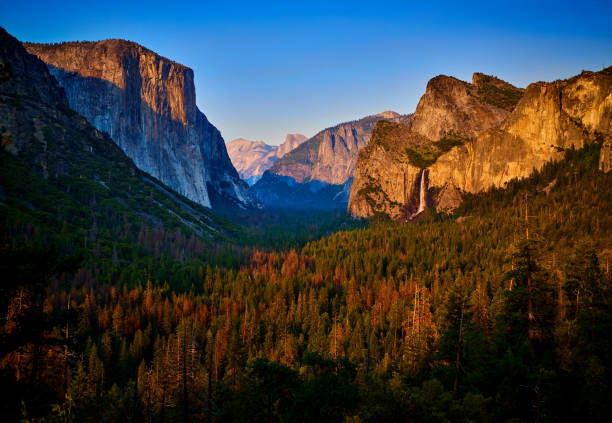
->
[417,168,427,214]
[410,169,427,219]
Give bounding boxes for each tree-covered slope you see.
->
[1,25,611,423]
[3,137,610,421]
[0,26,246,286]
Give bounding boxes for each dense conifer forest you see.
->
[1,141,610,422]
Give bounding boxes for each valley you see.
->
[0,10,611,423]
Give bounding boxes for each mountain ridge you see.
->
[0,26,240,239]
[349,69,611,219]
[24,39,258,210]
[267,110,409,185]
[252,111,410,208]
[227,133,307,184]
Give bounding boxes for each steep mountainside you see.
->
[349,69,611,219]
[253,111,409,208]
[227,133,307,185]
[24,40,257,210]
[268,111,408,184]
[0,27,236,244]
[407,73,523,140]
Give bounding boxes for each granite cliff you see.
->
[407,73,522,140]
[253,111,409,208]
[226,133,307,185]
[0,26,233,238]
[24,40,258,210]
[349,69,612,219]
[268,111,408,184]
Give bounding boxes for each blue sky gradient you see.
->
[2,1,611,144]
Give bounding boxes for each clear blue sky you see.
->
[2,1,611,145]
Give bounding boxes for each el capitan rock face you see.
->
[0,27,230,238]
[349,69,612,219]
[226,133,307,185]
[24,40,258,210]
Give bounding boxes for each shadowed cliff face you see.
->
[24,40,258,210]
[0,27,233,238]
[349,69,612,219]
[0,35,66,110]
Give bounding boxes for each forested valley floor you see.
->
[1,144,611,422]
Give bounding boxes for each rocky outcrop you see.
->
[432,68,612,189]
[227,133,307,184]
[406,74,522,141]
[24,39,258,210]
[0,26,231,237]
[252,111,409,209]
[349,68,612,219]
[348,122,431,219]
[267,111,409,185]
[349,73,522,219]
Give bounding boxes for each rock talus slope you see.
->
[25,40,257,209]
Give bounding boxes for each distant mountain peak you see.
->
[227,134,307,184]
[266,111,409,185]
[374,110,401,119]
[251,111,410,209]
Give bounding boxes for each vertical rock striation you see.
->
[24,40,258,209]
[428,69,612,193]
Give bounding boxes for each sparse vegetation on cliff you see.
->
[404,133,469,168]
[477,82,524,110]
